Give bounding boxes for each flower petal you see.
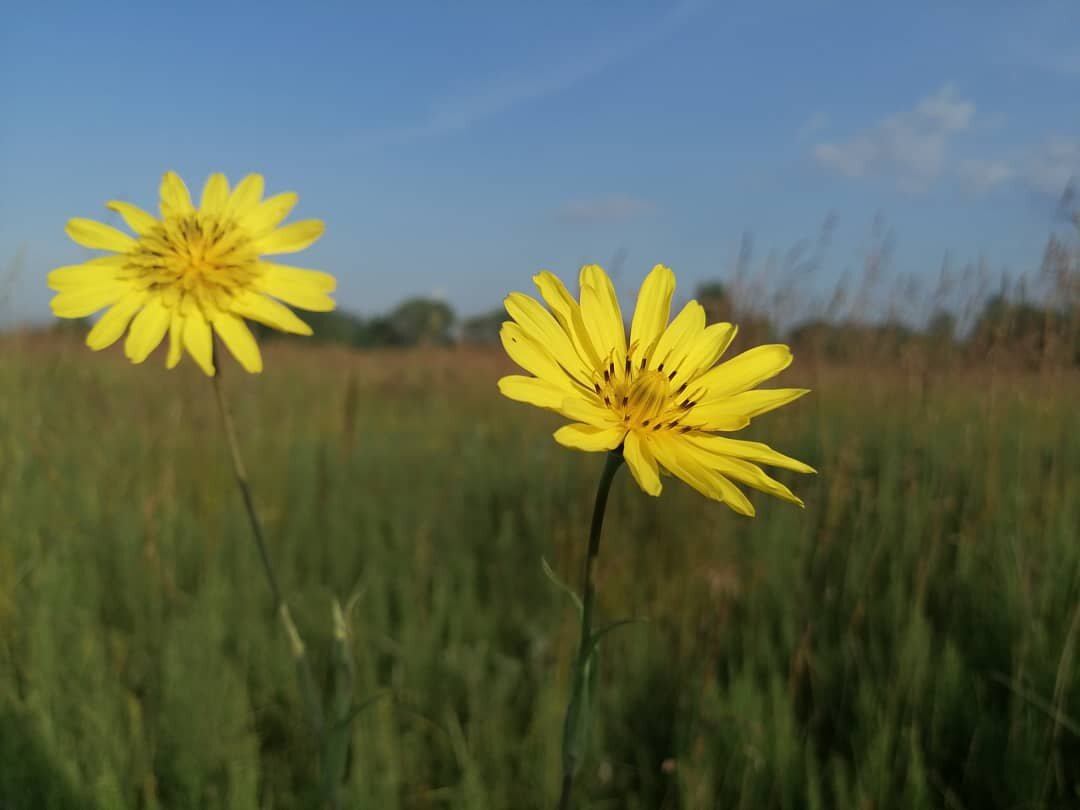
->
[553,423,626,452]
[686,434,816,474]
[200,173,230,216]
[105,201,159,236]
[652,434,755,514]
[65,218,137,253]
[624,431,662,496]
[242,192,299,234]
[227,174,265,217]
[48,261,123,291]
[86,290,148,350]
[500,321,579,392]
[693,388,810,425]
[230,291,312,335]
[166,312,184,369]
[213,311,263,373]
[504,292,590,383]
[710,456,805,507]
[159,171,194,218]
[183,311,215,376]
[533,271,601,369]
[254,262,336,312]
[649,300,704,372]
[675,322,737,385]
[125,297,172,363]
[579,264,626,361]
[51,283,129,318]
[694,345,794,400]
[629,264,675,354]
[497,375,571,410]
[256,220,325,255]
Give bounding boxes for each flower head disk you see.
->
[498,264,815,514]
[49,171,336,375]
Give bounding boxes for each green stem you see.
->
[557,449,624,810]
[209,353,325,744]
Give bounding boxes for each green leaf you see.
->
[541,556,583,616]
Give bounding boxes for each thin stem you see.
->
[557,449,623,810]
[209,351,325,743]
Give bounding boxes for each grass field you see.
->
[1,333,1078,809]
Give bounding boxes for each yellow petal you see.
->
[242,192,298,234]
[674,322,737,385]
[497,375,571,410]
[124,297,171,363]
[694,344,794,399]
[65,218,137,253]
[86,290,148,350]
[230,291,312,335]
[624,431,661,496]
[48,262,122,291]
[256,220,325,255]
[503,292,590,383]
[254,262,336,312]
[166,313,184,369]
[533,271,601,369]
[652,435,755,514]
[711,456,805,507]
[159,171,194,218]
[559,396,616,427]
[200,173,230,216]
[687,434,816,474]
[105,201,159,235]
[553,423,626,452]
[51,283,129,318]
[693,388,810,424]
[629,264,675,353]
[579,264,626,361]
[500,322,578,392]
[183,312,215,376]
[649,300,704,372]
[213,311,263,373]
[227,174,265,217]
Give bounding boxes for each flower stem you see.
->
[557,449,624,810]
[209,356,325,744]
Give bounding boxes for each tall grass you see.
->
[1,336,1077,808]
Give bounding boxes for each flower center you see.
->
[593,348,700,433]
[123,213,260,308]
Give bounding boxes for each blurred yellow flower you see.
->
[498,264,815,514]
[48,171,335,375]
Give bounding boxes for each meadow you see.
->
[1,332,1078,809]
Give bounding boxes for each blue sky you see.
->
[3,0,1079,326]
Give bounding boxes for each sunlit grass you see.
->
[1,334,1078,808]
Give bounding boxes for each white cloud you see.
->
[1025,135,1080,196]
[554,194,657,224]
[812,85,975,193]
[957,159,1015,193]
[795,111,828,141]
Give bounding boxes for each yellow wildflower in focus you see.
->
[498,264,815,514]
[48,171,335,375]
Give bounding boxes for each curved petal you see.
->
[533,270,601,369]
[227,174,265,218]
[674,322,737,386]
[693,388,810,424]
[504,292,590,383]
[710,456,805,507]
[649,301,704,373]
[166,312,184,368]
[159,171,194,218]
[124,297,172,363]
[686,434,816,474]
[213,311,263,373]
[51,283,129,318]
[256,220,325,255]
[629,264,675,354]
[500,322,579,392]
[199,173,230,216]
[242,192,298,235]
[497,375,571,410]
[183,311,215,376]
[652,434,755,515]
[694,344,794,400]
[65,218,137,253]
[105,201,159,235]
[230,290,312,335]
[624,431,662,496]
[553,423,626,453]
[579,264,626,362]
[254,263,336,311]
[48,262,123,292]
[84,290,147,350]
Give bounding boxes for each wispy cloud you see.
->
[957,159,1015,194]
[361,0,706,144]
[812,85,975,193]
[795,111,828,142]
[554,194,658,225]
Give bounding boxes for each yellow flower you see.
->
[48,171,335,375]
[498,264,815,515]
